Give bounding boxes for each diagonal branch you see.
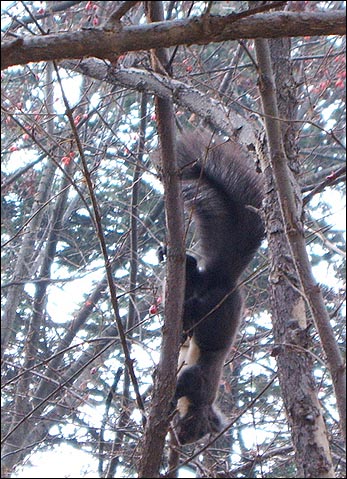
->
[61,58,257,148]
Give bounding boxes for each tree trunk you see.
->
[254,36,335,478]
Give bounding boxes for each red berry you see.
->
[149,304,158,315]
[61,156,71,166]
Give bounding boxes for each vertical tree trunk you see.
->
[138,2,186,477]
[254,37,335,478]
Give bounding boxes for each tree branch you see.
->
[2,10,345,70]
[61,58,258,148]
[138,3,185,477]
[254,37,346,448]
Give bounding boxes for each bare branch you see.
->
[138,3,185,477]
[2,10,345,70]
[254,37,346,449]
[61,58,258,148]
[104,1,139,27]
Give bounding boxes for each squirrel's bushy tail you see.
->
[176,130,264,283]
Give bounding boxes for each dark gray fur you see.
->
[173,130,264,445]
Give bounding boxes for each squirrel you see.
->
[158,129,264,445]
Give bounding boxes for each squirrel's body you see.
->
[172,130,264,445]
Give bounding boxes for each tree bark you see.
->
[254,36,337,477]
[2,10,345,70]
[138,3,185,477]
